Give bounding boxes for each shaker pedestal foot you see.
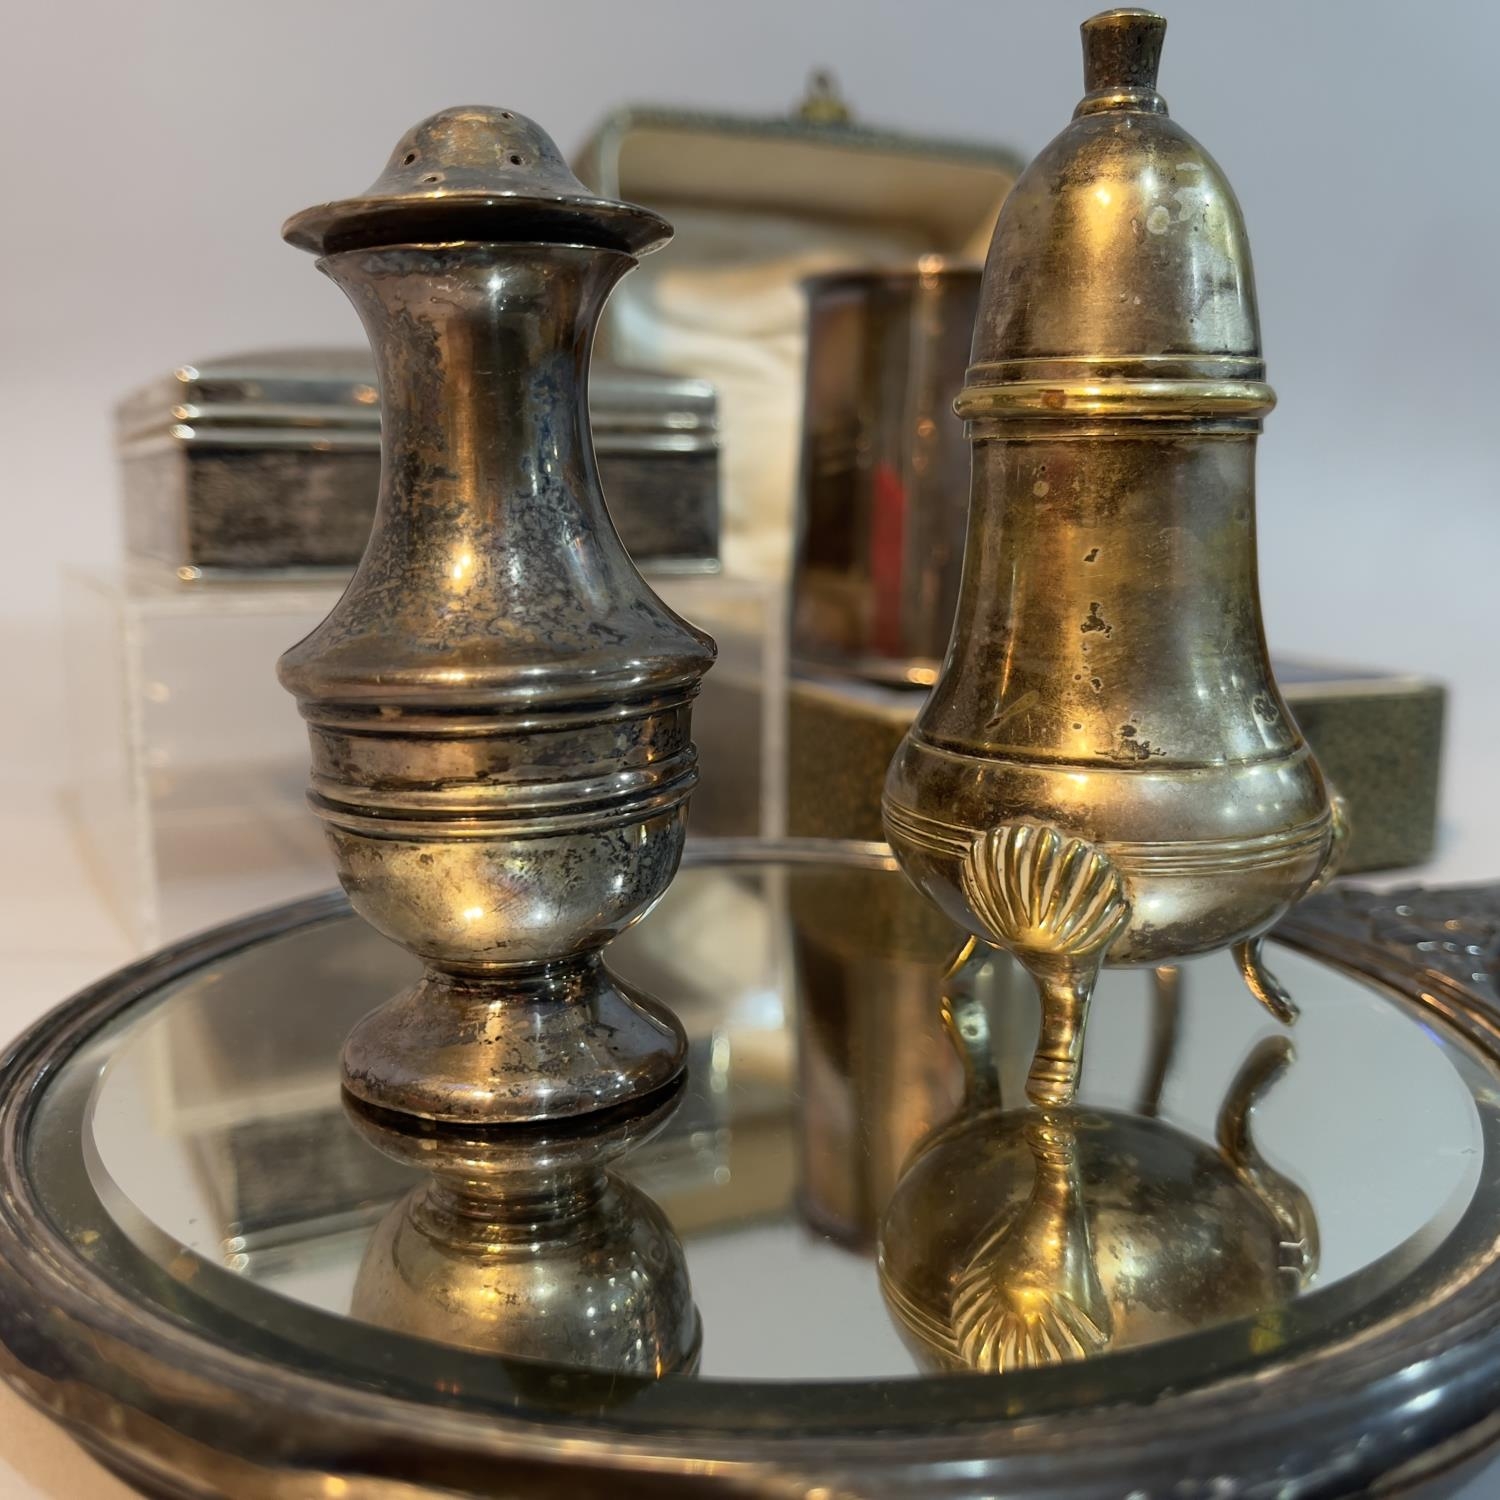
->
[341,957,688,1126]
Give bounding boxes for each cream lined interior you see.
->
[588,125,1015,580]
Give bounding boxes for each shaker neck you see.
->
[416,1168,610,1248]
[320,241,629,528]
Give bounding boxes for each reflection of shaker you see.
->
[791,263,981,687]
[345,1085,700,1377]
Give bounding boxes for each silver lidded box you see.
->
[116,349,720,578]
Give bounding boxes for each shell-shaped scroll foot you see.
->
[950,1285,1111,1372]
[1306,790,1352,899]
[1023,983,1094,1109]
[959,824,1129,961]
[949,1115,1112,1370]
[1233,935,1299,1025]
[960,824,1131,1110]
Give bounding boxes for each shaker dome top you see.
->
[284,106,671,257]
[964,10,1271,415]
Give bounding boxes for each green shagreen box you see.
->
[788,661,1445,875]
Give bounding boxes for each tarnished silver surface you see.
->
[279,107,715,1125]
[883,10,1337,1109]
[117,352,721,576]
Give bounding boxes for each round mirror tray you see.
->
[3,839,1500,1498]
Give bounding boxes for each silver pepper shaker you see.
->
[280,107,715,1125]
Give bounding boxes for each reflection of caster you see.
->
[878,958,1320,1374]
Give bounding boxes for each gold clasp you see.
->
[796,69,853,125]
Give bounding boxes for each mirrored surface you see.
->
[35,847,1489,1415]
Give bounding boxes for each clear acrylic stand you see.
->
[64,566,786,949]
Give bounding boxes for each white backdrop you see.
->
[2,0,1498,864]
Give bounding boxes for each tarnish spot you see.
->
[1033,479,1051,497]
[1115,724,1166,761]
[1080,602,1113,638]
[1146,205,1171,235]
[1083,547,1100,563]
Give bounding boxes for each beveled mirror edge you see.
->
[3,849,1500,1498]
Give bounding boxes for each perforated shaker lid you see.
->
[284,106,672,257]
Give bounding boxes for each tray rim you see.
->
[3,837,1500,1498]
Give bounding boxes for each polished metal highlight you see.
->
[279,108,715,1125]
[883,10,1338,1108]
[346,1085,699,1376]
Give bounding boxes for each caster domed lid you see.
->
[962,9,1273,425]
